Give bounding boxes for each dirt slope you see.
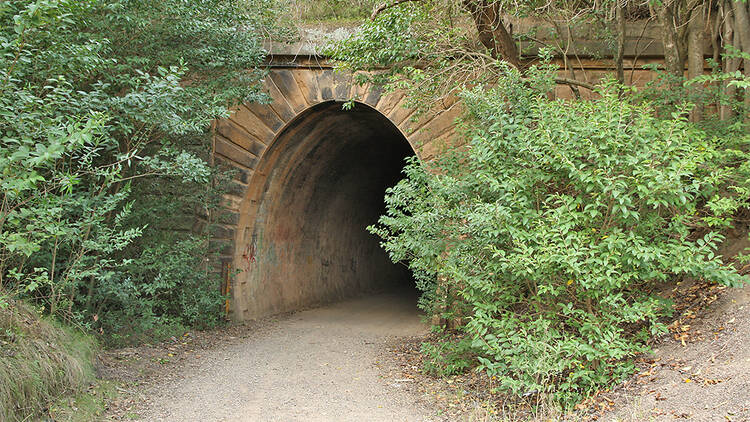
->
[594,284,750,422]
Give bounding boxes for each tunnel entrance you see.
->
[236,101,417,319]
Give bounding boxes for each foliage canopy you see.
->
[369,68,750,405]
[0,0,288,344]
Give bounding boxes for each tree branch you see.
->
[371,0,423,20]
[554,77,596,91]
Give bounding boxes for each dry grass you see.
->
[285,0,377,24]
[454,394,587,422]
[0,298,96,421]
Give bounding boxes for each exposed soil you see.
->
[592,282,750,422]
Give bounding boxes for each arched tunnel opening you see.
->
[237,101,418,318]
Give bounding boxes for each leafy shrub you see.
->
[421,334,475,377]
[93,237,225,346]
[1,0,287,341]
[369,68,750,406]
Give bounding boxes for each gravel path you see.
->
[134,292,433,422]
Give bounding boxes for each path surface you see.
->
[134,292,433,422]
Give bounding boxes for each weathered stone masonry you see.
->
[213,66,462,320]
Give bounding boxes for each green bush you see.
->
[369,68,750,406]
[94,237,225,346]
[421,334,475,377]
[1,0,287,341]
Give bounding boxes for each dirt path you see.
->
[108,283,750,422]
[131,292,434,422]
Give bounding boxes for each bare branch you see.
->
[554,77,596,91]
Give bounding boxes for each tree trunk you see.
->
[730,0,750,124]
[615,2,626,84]
[687,4,705,121]
[655,0,686,87]
[462,0,521,68]
[721,6,739,120]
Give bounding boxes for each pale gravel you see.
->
[134,293,435,422]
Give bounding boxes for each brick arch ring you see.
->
[211,67,462,321]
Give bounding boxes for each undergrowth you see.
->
[421,331,475,377]
[0,299,96,421]
[48,379,120,421]
[369,68,750,407]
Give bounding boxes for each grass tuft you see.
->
[0,298,97,421]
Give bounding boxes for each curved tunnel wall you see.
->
[240,102,414,317]
[213,68,462,321]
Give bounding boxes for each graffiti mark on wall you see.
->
[242,234,257,271]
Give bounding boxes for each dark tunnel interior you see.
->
[241,101,418,316]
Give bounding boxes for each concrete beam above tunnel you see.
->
[211,68,461,321]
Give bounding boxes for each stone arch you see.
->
[212,68,462,320]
